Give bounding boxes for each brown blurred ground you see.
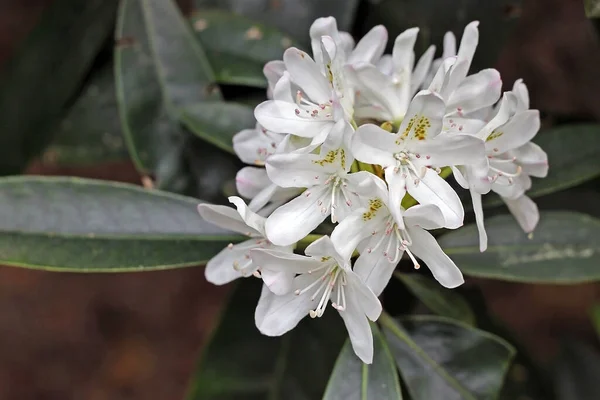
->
[0,0,599,399]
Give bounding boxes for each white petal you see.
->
[250,248,318,294]
[351,124,399,166]
[408,132,486,168]
[411,45,436,94]
[512,78,530,110]
[404,204,445,230]
[447,69,502,115]
[331,206,388,260]
[476,92,518,140]
[339,32,355,56]
[407,226,464,288]
[255,274,316,336]
[284,48,331,104]
[470,189,488,252]
[265,152,333,188]
[392,28,419,77]
[304,235,347,267]
[236,166,270,200]
[485,110,541,154]
[396,91,445,142]
[511,142,548,178]
[248,183,283,212]
[339,288,374,364]
[348,25,388,65]
[455,21,479,79]
[451,165,470,189]
[254,100,332,137]
[345,64,403,121]
[354,247,398,296]
[442,31,457,58]
[265,185,332,246]
[407,168,464,229]
[228,196,266,235]
[384,168,407,229]
[264,60,286,98]
[310,17,339,65]
[503,194,539,233]
[197,203,260,236]
[272,71,295,103]
[377,54,393,76]
[204,239,258,284]
[346,269,382,321]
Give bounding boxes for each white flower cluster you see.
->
[198,17,548,363]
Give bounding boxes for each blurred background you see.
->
[0,0,599,399]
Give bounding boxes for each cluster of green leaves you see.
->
[1,0,600,399]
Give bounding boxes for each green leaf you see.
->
[0,0,117,174]
[115,0,221,191]
[323,323,402,400]
[192,0,359,44]
[439,211,600,283]
[584,0,600,17]
[0,176,240,271]
[590,304,600,340]
[191,10,296,87]
[43,64,130,166]
[180,102,255,154]
[394,273,476,325]
[186,279,346,399]
[380,313,515,400]
[362,0,521,72]
[480,124,600,208]
[554,340,600,400]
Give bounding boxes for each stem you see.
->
[350,160,360,173]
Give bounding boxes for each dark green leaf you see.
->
[362,0,521,72]
[323,323,402,400]
[439,211,600,283]
[192,0,359,44]
[394,273,475,325]
[191,10,296,87]
[0,0,116,174]
[115,0,221,191]
[44,64,129,166]
[481,124,600,208]
[0,176,239,271]
[380,313,515,400]
[180,102,255,153]
[554,340,600,400]
[186,279,346,400]
[584,0,600,17]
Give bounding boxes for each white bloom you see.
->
[197,196,293,284]
[351,90,486,229]
[255,36,353,147]
[264,122,375,245]
[455,83,548,250]
[251,236,382,363]
[233,123,286,166]
[331,175,464,294]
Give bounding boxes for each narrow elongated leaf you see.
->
[395,273,475,325]
[115,0,221,191]
[0,176,239,271]
[480,124,600,208]
[44,64,129,166]
[192,0,359,44]
[191,11,295,87]
[323,324,402,400]
[180,102,255,153]
[0,0,116,174]
[186,279,346,400]
[439,211,600,283]
[380,314,515,400]
[584,0,600,17]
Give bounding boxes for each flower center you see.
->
[365,218,421,269]
[294,261,347,318]
[487,156,522,185]
[393,151,429,186]
[294,90,333,120]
